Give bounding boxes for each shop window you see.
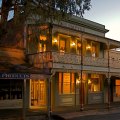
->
[115,80,120,97]
[88,74,101,92]
[0,80,23,100]
[58,73,75,94]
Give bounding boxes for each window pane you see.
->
[60,39,65,53]
[116,80,120,85]
[63,73,70,94]
[115,80,120,97]
[71,73,75,93]
[88,74,101,92]
[77,41,81,55]
[0,80,22,100]
[58,73,75,94]
[86,41,92,57]
[59,73,62,94]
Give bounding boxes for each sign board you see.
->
[0,73,30,79]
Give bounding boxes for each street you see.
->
[69,113,120,120]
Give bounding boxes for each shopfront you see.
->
[53,72,105,107]
[111,78,120,102]
[0,73,30,109]
[87,73,104,104]
[54,72,76,106]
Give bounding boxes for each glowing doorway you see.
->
[31,80,46,107]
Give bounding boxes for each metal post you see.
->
[22,79,26,120]
[107,41,110,109]
[75,76,77,111]
[80,34,83,111]
[48,77,52,120]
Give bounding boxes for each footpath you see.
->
[58,107,120,120]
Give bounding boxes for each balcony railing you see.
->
[83,56,108,67]
[28,51,110,69]
[52,52,81,64]
[28,52,53,68]
[109,58,120,68]
[109,50,120,68]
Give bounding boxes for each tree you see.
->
[0,0,91,40]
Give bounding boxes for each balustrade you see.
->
[28,51,120,69]
[83,56,108,67]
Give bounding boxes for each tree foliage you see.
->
[0,0,91,39]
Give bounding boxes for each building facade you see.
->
[0,16,120,112]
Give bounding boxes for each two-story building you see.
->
[0,16,120,113]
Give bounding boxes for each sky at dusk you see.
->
[84,0,120,41]
[0,0,120,41]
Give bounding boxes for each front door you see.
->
[31,80,46,107]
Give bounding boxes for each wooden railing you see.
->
[28,50,120,69]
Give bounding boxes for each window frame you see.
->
[58,72,75,94]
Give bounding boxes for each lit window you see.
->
[27,25,48,54]
[115,80,120,97]
[38,35,47,52]
[58,73,75,94]
[86,41,99,57]
[70,40,76,53]
[88,74,101,92]
[60,40,65,53]
[77,41,81,55]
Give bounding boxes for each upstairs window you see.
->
[59,35,70,53]
[86,41,99,57]
[27,25,48,54]
[77,40,81,55]
[38,35,47,52]
[52,33,82,55]
[59,38,66,53]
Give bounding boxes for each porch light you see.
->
[53,38,58,43]
[40,35,47,41]
[71,42,76,47]
[76,79,80,85]
[88,79,91,84]
[77,43,81,47]
[86,44,91,50]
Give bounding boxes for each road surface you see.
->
[69,113,120,120]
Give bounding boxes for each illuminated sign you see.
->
[0,73,30,79]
